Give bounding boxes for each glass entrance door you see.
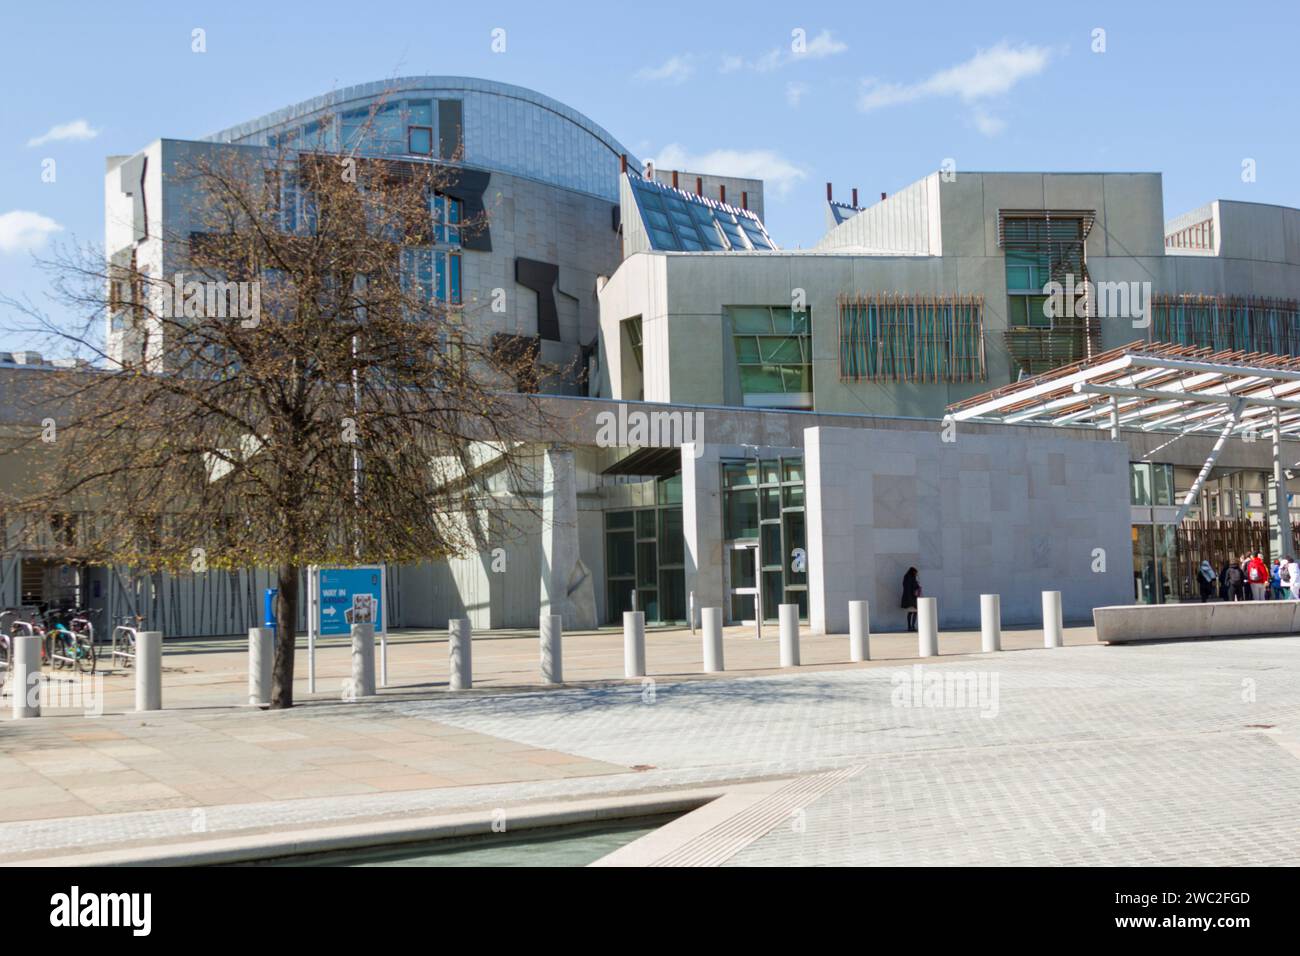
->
[728,542,761,625]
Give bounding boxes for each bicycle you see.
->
[44,607,97,675]
[111,615,144,671]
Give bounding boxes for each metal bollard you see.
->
[702,607,724,673]
[623,611,646,678]
[540,614,563,684]
[689,591,697,635]
[249,626,273,706]
[135,631,163,711]
[779,604,800,667]
[449,618,472,690]
[349,622,376,699]
[11,634,40,719]
[980,594,1002,653]
[849,600,870,662]
[1042,590,1063,648]
[917,598,938,657]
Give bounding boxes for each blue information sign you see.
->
[317,567,384,636]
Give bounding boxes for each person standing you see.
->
[1198,559,1217,602]
[1288,556,1300,600]
[901,567,920,632]
[1226,558,1245,601]
[1271,558,1284,599]
[1246,552,1270,601]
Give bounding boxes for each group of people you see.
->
[1197,553,1300,602]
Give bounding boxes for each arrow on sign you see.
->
[323,606,337,617]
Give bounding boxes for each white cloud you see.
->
[972,109,1007,137]
[26,119,99,148]
[635,55,695,85]
[650,144,808,197]
[0,210,63,253]
[722,29,847,73]
[786,81,810,108]
[859,42,1050,111]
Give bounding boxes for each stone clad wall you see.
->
[806,424,1132,632]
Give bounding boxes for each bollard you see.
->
[540,614,563,684]
[917,598,938,657]
[702,607,724,672]
[135,631,163,711]
[248,627,273,706]
[689,591,696,635]
[11,634,40,719]
[623,611,646,678]
[779,603,800,667]
[1042,590,1063,648]
[449,618,472,690]
[849,600,870,662]
[350,622,376,699]
[980,594,1002,653]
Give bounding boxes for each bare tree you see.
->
[1,103,548,707]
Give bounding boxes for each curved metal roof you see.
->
[202,75,635,162]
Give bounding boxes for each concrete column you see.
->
[702,607,724,672]
[917,598,938,657]
[849,600,870,662]
[449,617,472,690]
[805,427,855,635]
[11,634,40,719]
[779,604,800,667]
[1042,591,1063,648]
[248,627,273,706]
[540,614,563,685]
[980,594,1002,653]
[541,445,596,629]
[623,611,645,678]
[135,631,162,711]
[349,622,376,698]
[682,442,724,619]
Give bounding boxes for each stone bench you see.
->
[1094,601,1300,643]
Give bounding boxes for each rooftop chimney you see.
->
[696,177,703,195]
[851,188,858,207]
[620,154,627,174]
[741,191,748,210]
[672,170,679,188]
[719,184,726,204]
[826,182,833,202]
[881,191,887,201]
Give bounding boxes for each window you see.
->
[728,306,813,410]
[722,456,807,621]
[438,99,464,160]
[604,493,685,624]
[839,293,985,383]
[408,126,433,155]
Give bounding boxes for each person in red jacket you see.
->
[1246,552,1270,601]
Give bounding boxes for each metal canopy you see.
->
[947,342,1300,438]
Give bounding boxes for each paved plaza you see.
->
[1,626,1298,865]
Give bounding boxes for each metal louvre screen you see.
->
[1152,294,1300,357]
[839,293,986,383]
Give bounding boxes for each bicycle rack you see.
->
[111,626,138,669]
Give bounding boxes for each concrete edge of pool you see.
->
[12,786,731,868]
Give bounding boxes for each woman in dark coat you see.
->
[901,567,920,632]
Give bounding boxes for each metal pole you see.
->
[702,607,724,672]
[1109,395,1120,440]
[1042,591,1064,648]
[848,600,870,661]
[917,598,938,657]
[1274,407,1292,559]
[540,614,563,684]
[448,618,472,690]
[980,594,1002,652]
[778,604,800,666]
[623,611,646,678]
[1174,400,1243,524]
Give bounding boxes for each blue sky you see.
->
[2,0,1297,351]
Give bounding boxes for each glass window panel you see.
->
[649,227,678,249]
[761,524,782,569]
[408,126,433,155]
[659,569,686,622]
[658,508,684,565]
[784,511,806,585]
[783,484,805,508]
[729,549,756,589]
[636,509,656,539]
[1130,463,1153,506]
[730,307,774,334]
[731,592,756,620]
[1153,463,1175,506]
[607,510,634,530]
[449,254,461,304]
[782,458,803,483]
[762,571,783,620]
[761,337,803,363]
[761,486,781,519]
[1026,296,1051,328]
[725,489,759,539]
[739,366,785,393]
[735,337,761,363]
[606,531,635,576]
[723,462,757,487]
[1007,297,1029,327]
[761,460,780,485]
[656,474,682,505]
[608,580,634,622]
[636,542,657,587]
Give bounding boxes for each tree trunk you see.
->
[271,563,298,708]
